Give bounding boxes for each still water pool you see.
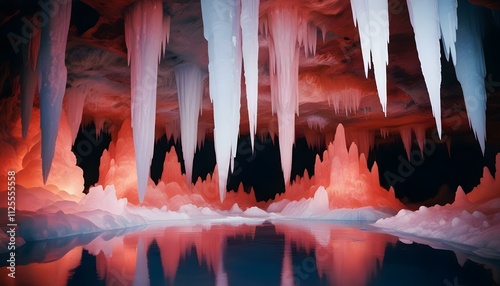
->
[1,220,498,285]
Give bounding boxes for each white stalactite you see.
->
[399,127,412,159]
[438,0,458,65]
[125,0,170,202]
[407,0,443,138]
[268,4,301,185]
[201,0,242,202]
[455,0,487,154]
[241,0,260,150]
[350,0,389,115]
[175,63,204,185]
[21,26,40,139]
[37,0,72,183]
[65,84,88,144]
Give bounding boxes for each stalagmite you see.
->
[125,0,170,202]
[268,4,301,185]
[201,0,242,201]
[37,0,72,183]
[241,0,260,150]
[350,0,389,115]
[175,63,204,184]
[438,0,458,65]
[455,0,487,154]
[407,0,442,138]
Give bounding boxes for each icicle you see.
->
[20,24,40,139]
[37,0,72,183]
[407,0,442,138]
[125,0,170,202]
[438,0,458,65]
[298,20,317,57]
[319,24,327,43]
[306,115,327,131]
[65,85,87,144]
[197,125,207,151]
[350,0,389,115]
[268,4,301,185]
[412,125,426,156]
[455,0,487,154]
[231,0,242,174]
[380,127,389,139]
[241,0,260,151]
[201,0,242,202]
[175,63,204,185]
[399,126,412,159]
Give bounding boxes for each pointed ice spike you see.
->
[20,31,39,139]
[412,125,426,156]
[37,0,72,183]
[438,0,458,65]
[125,0,170,202]
[350,0,389,115]
[65,84,87,144]
[201,0,242,202]
[175,63,204,185]
[268,4,301,185]
[407,0,442,138]
[241,0,260,151]
[455,0,487,154]
[399,127,412,159]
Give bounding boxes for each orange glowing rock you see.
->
[277,124,403,211]
[0,108,84,200]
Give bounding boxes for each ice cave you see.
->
[0,0,499,285]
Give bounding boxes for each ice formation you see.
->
[350,0,389,114]
[406,0,442,138]
[124,0,170,202]
[375,154,500,258]
[65,83,88,144]
[274,124,403,212]
[0,108,84,198]
[399,126,412,159]
[201,0,242,202]
[438,0,458,65]
[240,0,260,150]
[455,0,487,154]
[267,4,301,185]
[412,125,426,156]
[36,0,72,183]
[174,63,204,184]
[20,27,40,139]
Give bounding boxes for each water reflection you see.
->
[0,222,498,286]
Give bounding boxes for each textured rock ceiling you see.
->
[1,0,500,146]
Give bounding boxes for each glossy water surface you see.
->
[1,221,499,286]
